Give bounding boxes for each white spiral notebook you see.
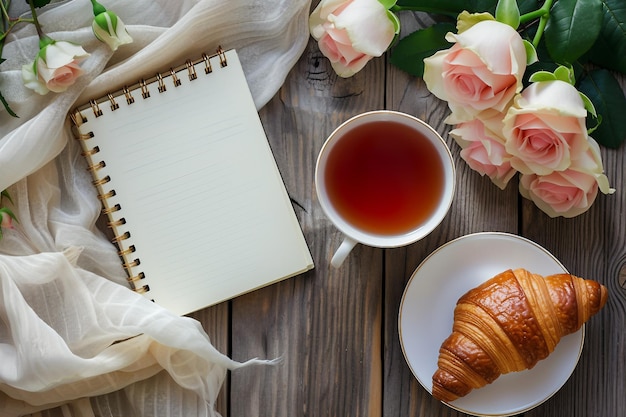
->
[70,48,313,316]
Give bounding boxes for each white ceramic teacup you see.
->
[315,110,455,268]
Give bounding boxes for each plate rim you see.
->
[397,231,585,416]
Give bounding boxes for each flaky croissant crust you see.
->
[432,268,608,402]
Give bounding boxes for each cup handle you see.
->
[330,236,358,268]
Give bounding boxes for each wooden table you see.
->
[187,9,626,417]
[12,2,621,416]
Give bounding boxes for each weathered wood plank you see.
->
[228,35,387,417]
[189,304,230,416]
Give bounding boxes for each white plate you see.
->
[398,232,584,416]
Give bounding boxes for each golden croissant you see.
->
[432,268,608,402]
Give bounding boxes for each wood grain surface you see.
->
[32,3,625,417]
[215,6,625,417]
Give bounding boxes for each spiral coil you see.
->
[75,47,228,119]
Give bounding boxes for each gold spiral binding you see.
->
[112,231,130,243]
[156,73,166,93]
[170,68,182,87]
[108,93,119,111]
[98,189,116,200]
[92,175,111,186]
[107,217,126,228]
[90,100,103,117]
[82,146,100,157]
[186,60,197,81]
[127,272,149,294]
[118,245,135,256]
[87,160,105,172]
[69,110,87,125]
[127,271,145,283]
[123,86,135,104]
[217,46,227,67]
[77,131,94,140]
[134,284,150,294]
[140,79,150,99]
[123,258,141,268]
[102,203,121,215]
[202,53,212,74]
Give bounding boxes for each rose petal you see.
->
[332,0,395,56]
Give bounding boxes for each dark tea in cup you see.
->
[323,119,445,235]
[315,110,455,267]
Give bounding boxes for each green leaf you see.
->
[495,0,520,29]
[553,65,574,84]
[389,22,455,77]
[527,65,573,83]
[523,40,538,65]
[378,0,397,9]
[587,0,626,74]
[544,0,603,64]
[1,190,13,205]
[0,91,18,118]
[387,10,401,35]
[528,70,557,82]
[577,69,626,148]
[456,11,495,33]
[578,91,598,120]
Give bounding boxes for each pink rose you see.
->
[502,80,590,176]
[1,212,13,229]
[519,170,600,218]
[0,210,15,230]
[450,110,516,189]
[519,137,614,218]
[571,136,613,194]
[22,40,90,95]
[423,19,527,123]
[309,0,396,77]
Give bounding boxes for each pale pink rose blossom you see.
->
[518,135,613,218]
[0,212,14,229]
[309,0,396,77]
[519,170,600,218]
[502,80,589,176]
[572,136,614,195]
[22,40,90,95]
[423,19,526,123]
[450,111,516,189]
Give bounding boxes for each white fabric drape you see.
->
[0,0,311,416]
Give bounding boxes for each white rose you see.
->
[92,10,133,51]
[309,0,396,77]
[22,40,89,95]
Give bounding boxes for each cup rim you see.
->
[315,110,456,248]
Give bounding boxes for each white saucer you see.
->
[398,232,584,416]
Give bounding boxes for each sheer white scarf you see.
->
[0,0,311,415]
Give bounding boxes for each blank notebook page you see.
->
[72,49,313,315]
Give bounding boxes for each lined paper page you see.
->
[75,50,313,315]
